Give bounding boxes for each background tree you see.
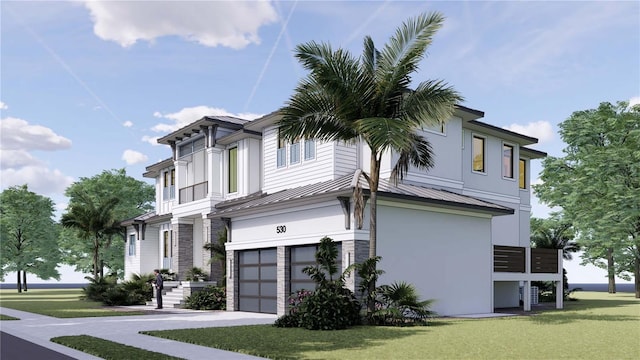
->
[60,169,155,279]
[0,185,61,292]
[278,12,462,312]
[530,215,580,294]
[534,101,640,298]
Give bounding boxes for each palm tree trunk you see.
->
[367,155,381,315]
[607,247,616,293]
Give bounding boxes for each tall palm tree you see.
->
[278,12,462,311]
[61,192,120,279]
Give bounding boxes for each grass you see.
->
[144,291,640,360]
[51,335,184,360]
[0,289,146,318]
[0,314,19,320]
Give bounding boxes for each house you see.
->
[122,105,563,316]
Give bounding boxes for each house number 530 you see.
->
[276,225,287,234]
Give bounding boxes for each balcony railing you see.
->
[493,245,559,274]
[179,181,208,204]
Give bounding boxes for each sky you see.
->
[1,0,638,284]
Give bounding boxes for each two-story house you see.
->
[122,105,563,316]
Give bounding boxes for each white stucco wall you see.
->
[376,202,493,316]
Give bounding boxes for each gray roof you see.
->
[209,170,513,218]
[120,212,172,226]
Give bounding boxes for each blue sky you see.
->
[1,0,638,283]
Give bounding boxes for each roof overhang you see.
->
[216,129,263,146]
[465,120,538,146]
[157,116,247,145]
[520,146,547,159]
[143,158,173,178]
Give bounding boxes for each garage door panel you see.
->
[238,248,277,314]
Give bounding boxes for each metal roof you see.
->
[120,212,172,226]
[209,170,513,218]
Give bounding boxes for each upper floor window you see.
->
[228,147,238,193]
[290,138,300,164]
[422,120,446,134]
[519,159,526,189]
[502,144,514,178]
[128,234,136,256]
[277,129,286,168]
[178,136,206,157]
[472,135,485,173]
[304,139,315,160]
[163,169,175,200]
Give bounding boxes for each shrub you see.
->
[159,269,177,281]
[83,273,154,306]
[82,276,117,302]
[185,286,226,310]
[370,281,435,326]
[275,237,360,330]
[185,267,208,281]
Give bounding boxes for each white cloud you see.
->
[504,121,554,143]
[1,166,74,196]
[151,106,263,133]
[123,120,133,127]
[82,1,278,49]
[0,149,42,169]
[122,149,148,165]
[1,117,72,151]
[142,135,160,146]
[0,116,74,196]
[629,96,640,107]
[0,101,7,110]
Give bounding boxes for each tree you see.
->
[61,192,120,279]
[60,169,155,279]
[530,216,580,295]
[534,101,640,298]
[278,12,462,311]
[0,185,61,292]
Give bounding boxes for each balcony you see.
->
[493,245,560,274]
[179,181,208,204]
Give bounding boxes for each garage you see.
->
[237,248,277,313]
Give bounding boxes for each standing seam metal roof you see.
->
[209,171,513,217]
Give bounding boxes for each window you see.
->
[277,129,286,167]
[519,159,526,189]
[290,138,300,164]
[228,147,237,193]
[472,136,485,172]
[304,139,315,160]
[163,169,176,200]
[503,144,514,178]
[422,120,446,134]
[178,136,206,157]
[163,231,170,258]
[128,234,136,256]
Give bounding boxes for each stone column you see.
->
[276,246,290,316]
[226,249,237,311]
[205,218,226,284]
[172,221,193,280]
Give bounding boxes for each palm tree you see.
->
[278,12,462,311]
[61,192,120,279]
[530,216,580,260]
[531,216,581,296]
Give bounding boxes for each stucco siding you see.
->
[377,204,493,316]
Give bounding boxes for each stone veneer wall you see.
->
[172,223,193,280]
[342,239,370,299]
[276,246,291,316]
[226,249,237,311]
[207,219,226,283]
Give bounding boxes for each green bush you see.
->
[185,267,208,281]
[185,286,226,310]
[275,237,360,330]
[370,281,435,326]
[83,273,153,306]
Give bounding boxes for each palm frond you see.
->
[391,133,435,184]
[402,79,463,128]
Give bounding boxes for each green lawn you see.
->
[0,289,146,318]
[144,292,640,360]
[51,335,184,360]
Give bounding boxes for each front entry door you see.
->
[162,230,172,269]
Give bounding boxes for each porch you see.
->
[492,245,564,312]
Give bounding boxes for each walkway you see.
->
[0,306,277,360]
